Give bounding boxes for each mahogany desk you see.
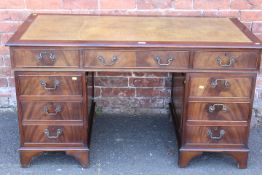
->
[6,14,262,168]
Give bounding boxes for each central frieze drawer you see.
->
[12,48,80,68]
[136,51,189,68]
[23,125,83,144]
[185,125,247,146]
[21,101,83,121]
[17,72,83,96]
[193,51,259,70]
[187,102,250,121]
[84,50,136,68]
[188,74,254,98]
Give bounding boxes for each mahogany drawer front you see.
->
[189,75,253,98]
[12,48,80,68]
[193,51,259,70]
[84,50,136,68]
[187,102,250,122]
[136,51,189,68]
[185,125,247,146]
[21,101,83,121]
[17,73,83,96]
[23,125,83,144]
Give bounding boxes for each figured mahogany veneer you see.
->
[187,102,250,122]
[185,125,248,146]
[6,14,262,169]
[21,101,83,121]
[23,125,84,145]
[193,51,259,70]
[11,48,80,68]
[188,74,254,99]
[17,72,83,96]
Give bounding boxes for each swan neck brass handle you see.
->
[216,56,235,67]
[208,104,228,113]
[37,51,56,64]
[44,128,63,139]
[97,55,118,66]
[210,79,230,88]
[40,79,60,91]
[154,56,174,66]
[208,128,225,141]
[43,104,62,116]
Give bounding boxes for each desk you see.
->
[6,14,262,168]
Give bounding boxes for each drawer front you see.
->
[84,50,136,68]
[193,51,259,70]
[185,125,247,146]
[23,125,83,144]
[189,75,253,98]
[21,101,83,121]
[12,48,80,68]
[187,102,250,121]
[17,73,82,96]
[136,51,189,69]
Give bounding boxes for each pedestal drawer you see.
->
[187,102,250,122]
[136,51,189,69]
[188,74,254,98]
[193,51,259,70]
[12,48,80,68]
[21,101,83,121]
[23,125,83,144]
[185,125,248,146]
[84,50,136,68]
[17,72,83,96]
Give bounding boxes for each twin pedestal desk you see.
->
[6,14,262,169]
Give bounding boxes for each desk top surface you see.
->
[6,14,262,48]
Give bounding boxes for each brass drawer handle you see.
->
[44,128,63,139]
[216,56,235,67]
[154,56,174,66]
[208,104,227,113]
[208,128,225,141]
[43,104,62,116]
[39,79,60,91]
[210,79,230,88]
[97,55,118,66]
[36,51,56,64]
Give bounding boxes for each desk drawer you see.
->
[84,50,136,68]
[185,125,247,146]
[136,51,189,69]
[193,51,259,70]
[23,125,83,145]
[187,102,250,122]
[188,74,253,98]
[21,101,83,121]
[12,48,80,68]
[17,72,83,96]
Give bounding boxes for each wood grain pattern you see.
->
[12,48,80,68]
[23,125,83,145]
[17,73,83,96]
[137,51,189,68]
[187,102,250,122]
[21,101,83,121]
[193,51,259,70]
[84,50,136,68]
[189,74,253,98]
[185,125,247,146]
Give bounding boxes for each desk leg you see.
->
[66,150,89,168]
[20,150,43,168]
[179,150,203,168]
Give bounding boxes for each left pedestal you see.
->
[15,71,95,168]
